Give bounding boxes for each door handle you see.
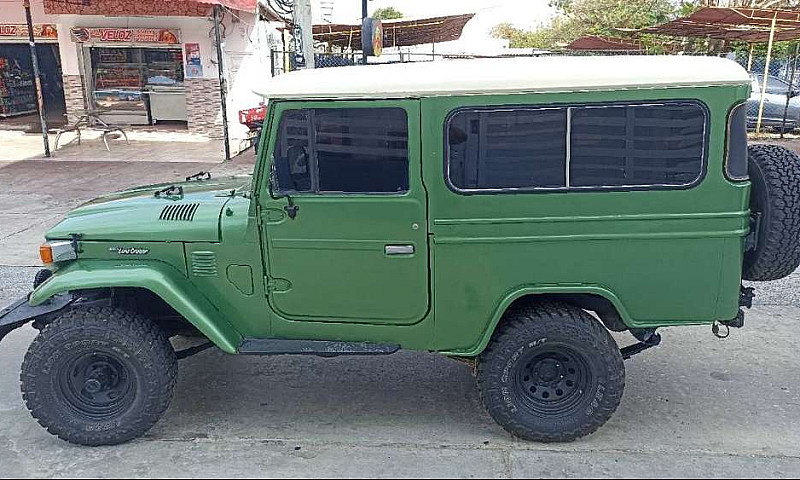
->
[385,245,414,255]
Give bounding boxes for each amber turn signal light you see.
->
[39,244,53,265]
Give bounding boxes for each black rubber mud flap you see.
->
[0,293,73,344]
[743,144,800,281]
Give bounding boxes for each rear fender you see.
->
[29,260,242,353]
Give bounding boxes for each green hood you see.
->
[46,175,252,242]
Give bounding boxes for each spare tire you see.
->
[743,144,800,281]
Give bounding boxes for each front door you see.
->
[259,100,429,325]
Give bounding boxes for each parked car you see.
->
[3,56,800,446]
[747,73,800,131]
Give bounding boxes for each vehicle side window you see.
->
[570,103,706,187]
[447,108,567,190]
[445,101,707,193]
[725,103,749,181]
[274,107,409,194]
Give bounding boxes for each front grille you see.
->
[159,203,200,221]
[191,251,218,277]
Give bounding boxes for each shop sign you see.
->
[70,27,181,45]
[185,43,203,78]
[0,24,58,40]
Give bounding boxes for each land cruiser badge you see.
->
[109,247,150,255]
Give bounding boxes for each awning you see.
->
[296,14,475,49]
[43,0,258,17]
[640,6,800,43]
[193,0,257,11]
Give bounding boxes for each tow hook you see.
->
[713,308,746,339]
[621,328,661,360]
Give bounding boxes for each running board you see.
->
[238,338,400,357]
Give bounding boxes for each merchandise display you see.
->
[0,57,36,117]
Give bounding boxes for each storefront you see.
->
[0,23,65,126]
[70,27,187,125]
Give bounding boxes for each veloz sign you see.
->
[69,27,181,45]
[0,24,58,41]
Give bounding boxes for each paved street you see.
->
[1,157,800,478]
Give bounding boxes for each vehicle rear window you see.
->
[274,107,409,194]
[570,103,706,187]
[447,108,567,190]
[725,103,749,181]
[445,101,707,193]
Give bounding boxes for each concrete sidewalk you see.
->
[0,129,236,164]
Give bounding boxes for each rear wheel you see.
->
[20,306,177,446]
[477,302,624,442]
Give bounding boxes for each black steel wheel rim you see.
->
[514,344,593,417]
[57,351,136,420]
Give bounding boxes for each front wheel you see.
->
[477,302,625,442]
[20,306,177,446]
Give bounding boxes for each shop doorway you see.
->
[0,43,66,131]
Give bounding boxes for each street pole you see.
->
[293,0,315,69]
[213,5,231,161]
[23,0,50,157]
[361,0,368,64]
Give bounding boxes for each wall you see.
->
[3,0,57,25]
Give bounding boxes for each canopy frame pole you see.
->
[780,42,800,138]
[756,13,779,135]
[747,43,755,72]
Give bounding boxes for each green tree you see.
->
[492,0,679,49]
[372,6,404,20]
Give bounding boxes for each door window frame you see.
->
[259,100,419,200]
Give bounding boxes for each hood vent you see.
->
[159,203,200,222]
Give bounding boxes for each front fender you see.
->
[30,260,242,354]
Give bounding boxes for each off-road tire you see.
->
[33,269,52,289]
[477,302,625,442]
[20,306,177,446]
[743,144,800,281]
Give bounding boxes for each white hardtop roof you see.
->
[256,56,750,100]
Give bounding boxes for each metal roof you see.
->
[305,14,475,49]
[642,7,800,42]
[256,55,749,100]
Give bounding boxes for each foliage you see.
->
[492,0,679,49]
[372,7,404,20]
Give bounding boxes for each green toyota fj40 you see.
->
[3,56,800,446]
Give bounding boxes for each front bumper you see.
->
[0,293,74,344]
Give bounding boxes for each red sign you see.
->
[0,24,58,39]
[70,27,180,45]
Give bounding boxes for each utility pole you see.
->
[361,0,368,64]
[293,0,315,69]
[213,5,230,161]
[23,0,50,157]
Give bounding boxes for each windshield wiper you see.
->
[154,185,184,198]
[185,171,212,182]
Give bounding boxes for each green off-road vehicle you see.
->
[3,56,800,446]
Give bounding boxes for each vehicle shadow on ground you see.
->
[148,320,800,458]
